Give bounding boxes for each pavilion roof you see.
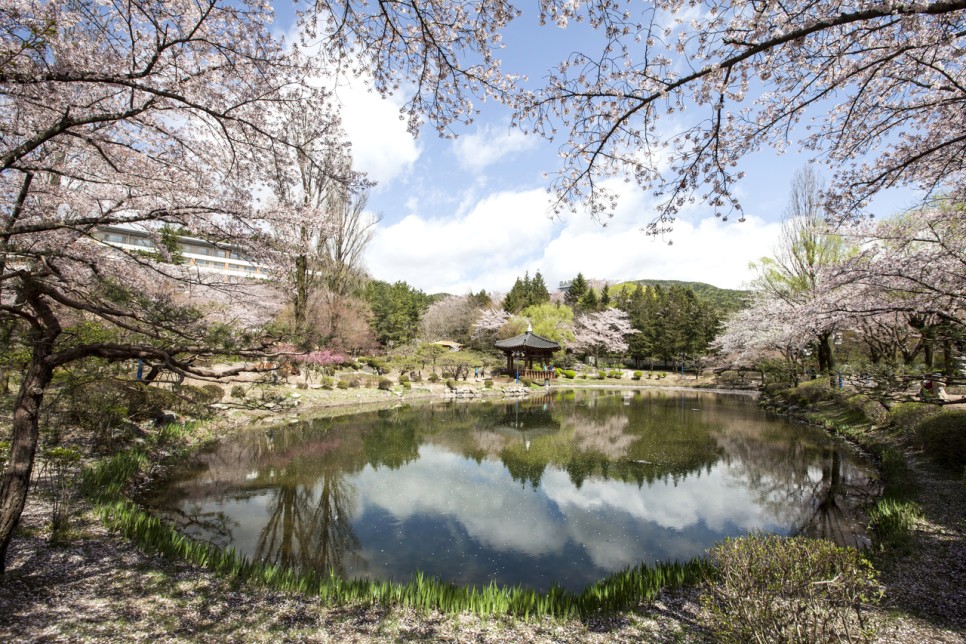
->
[494,331,561,351]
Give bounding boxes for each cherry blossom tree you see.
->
[470,308,511,351]
[752,168,849,376]
[571,309,633,367]
[517,0,966,228]
[0,0,347,572]
[814,206,966,375]
[300,1,965,229]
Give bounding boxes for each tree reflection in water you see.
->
[255,468,361,575]
[146,390,878,588]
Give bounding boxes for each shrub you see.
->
[607,369,622,379]
[702,535,880,643]
[337,379,349,389]
[399,374,410,385]
[445,379,457,390]
[632,371,643,380]
[321,376,335,390]
[441,371,455,379]
[200,384,225,403]
[868,498,922,552]
[484,378,493,388]
[916,410,966,473]
[563,369,577,379]
[520,377,533,387]
[428,373,440,383]
[40,445,83,538]
[230,385,247,400]
[886,402,941,434]
[347,377,361,388]
[596,372,606,380]
[377,378,393,391]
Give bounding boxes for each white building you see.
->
[94,225,269,279]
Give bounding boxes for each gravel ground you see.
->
[1,389,964,642]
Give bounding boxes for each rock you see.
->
[154,410,179,426]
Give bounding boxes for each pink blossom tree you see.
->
[0,1,347,571]
[300,1,965,226]
[572,309,633,367]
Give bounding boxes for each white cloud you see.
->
[365,178,781,293]
[453,123,538,172]
[334,82,421,188]
[538,210,782,292]
[365,188,557,293]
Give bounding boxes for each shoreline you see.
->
[1,382,963,642]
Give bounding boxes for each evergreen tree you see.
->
[579,287,599,312]
[502,273,528,313]
[530,271,551,306]
[362,280,431,347]
[468,289,491,309]
[504,271,551,313]
[564,273,589,309]
[599,285,611,309]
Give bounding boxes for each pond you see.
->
[143,389,877,592]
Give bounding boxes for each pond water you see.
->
[144,389,877,592]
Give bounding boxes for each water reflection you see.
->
[144,390,876,591]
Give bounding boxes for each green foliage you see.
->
[563,369,577,379]
[230,385,247,399]
[596,372,606,380]
[607,369,622,379]
[362,280,432,347]
[579,287,599,312]
[615,283,721,367]
[0,440,8,469]
[445,379,457,390]
[484,378,493,388]
[868,498,922,553]
[702,535,880,643]
[200,384,224,402]
[502,271,551,313]
[361,356,389,374]
[517,303,575,346]
[377,378,393,391]
[915,411,966,473]
[428,373,440,383]
[321,376,336,390]
[398,374,410,385]
[632,370,643,380]
[563,273,589,310]
[337,379,349,389]
[611,279,747,315]
[46,376,130,442]
[886,402,941,434]
[520,377,532,387]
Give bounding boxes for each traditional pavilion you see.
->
[494,324,561,380]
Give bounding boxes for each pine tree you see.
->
[564,273,589,309]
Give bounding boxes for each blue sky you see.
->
[273,3,921,296]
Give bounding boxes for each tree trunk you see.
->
[0,346,54,573]
[816,331,834,375]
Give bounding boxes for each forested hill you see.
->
[609,280,749,314]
